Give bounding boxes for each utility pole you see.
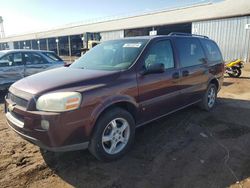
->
[0,16,5,38]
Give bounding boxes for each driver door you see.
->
[137,39,182,124]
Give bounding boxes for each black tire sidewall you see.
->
[89,108,135,161]
[201,84,217,111]
[229,67,241,77]
[234,68,241,77]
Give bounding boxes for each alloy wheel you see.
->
[207,87,216,108]
[101,118,130,155]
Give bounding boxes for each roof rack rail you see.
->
[168,32,209,39]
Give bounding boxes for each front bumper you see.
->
[5,98,90,152]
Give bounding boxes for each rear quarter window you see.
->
[201,39,223,62]
[42,52,63,62]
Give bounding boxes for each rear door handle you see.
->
[182,70,189,77]
[172,72,180,79]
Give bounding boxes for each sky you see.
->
[0,0,220,36]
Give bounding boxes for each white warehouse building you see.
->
[0,0,250,61]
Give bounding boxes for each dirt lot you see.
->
[1,65,250,188]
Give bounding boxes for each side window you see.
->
[13,53,24,66]
[42,52,62,62]
[201,39,223,62]
[175,38,205,68]
[144,40,174,70]
[24,52,46,65]
[0,54,13,67]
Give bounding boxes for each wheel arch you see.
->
[90,97,139,136]
[209,78,219,91]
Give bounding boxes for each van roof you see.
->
[0,49,56,54]
[112,33,209,41]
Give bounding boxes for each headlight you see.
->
[36,92,82,112]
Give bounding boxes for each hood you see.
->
[11,67,120,95]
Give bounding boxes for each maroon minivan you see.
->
[5,33,224,161]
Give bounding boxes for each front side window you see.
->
[201,39,223,62]
[175,38,205,68]
[0,54,13,67]
[0,53,24,67]
[13,53,23,65]
[70,39,148,71]
[144,40,174,70]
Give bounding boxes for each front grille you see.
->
[7,92,28,108]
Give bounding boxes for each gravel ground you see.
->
[0,64,250,188]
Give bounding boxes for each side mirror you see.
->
[142,63,165,75]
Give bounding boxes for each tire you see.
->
[199,84,217,111]
[88,107,135,161]
[228,67,241,78]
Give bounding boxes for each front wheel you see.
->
[199,84,217,111]
[88,108,135,161]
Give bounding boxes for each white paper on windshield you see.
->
[123,43,142,48]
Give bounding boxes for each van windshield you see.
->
[70,39,148,71]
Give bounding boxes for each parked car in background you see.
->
[0,50,65,90]
[5,33,224,161]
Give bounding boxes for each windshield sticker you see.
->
[123,43,142,48]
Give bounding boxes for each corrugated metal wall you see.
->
[192,16,250,62]
[100,30,124,42]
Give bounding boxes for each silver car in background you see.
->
[0,50,65,90]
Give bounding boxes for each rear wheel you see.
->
[228,67,241,78]
[200,84,217,111]
[88,107,135,161]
